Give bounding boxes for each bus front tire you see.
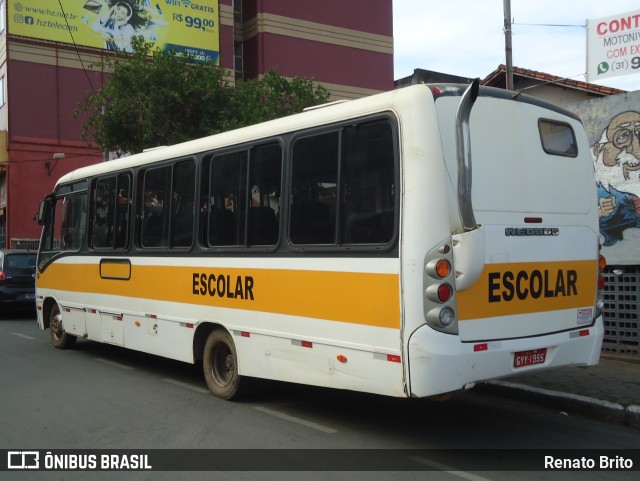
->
[203,329,244,400]
[49,303,77,349]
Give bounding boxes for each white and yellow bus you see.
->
[35,82,605,400]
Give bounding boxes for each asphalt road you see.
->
[1,311,639,481]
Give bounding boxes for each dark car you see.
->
[0,250,37,308]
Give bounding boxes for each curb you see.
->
[479,381,640,429]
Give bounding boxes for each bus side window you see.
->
[206,151,247,246]
[115,173,131,249]
[290,132,339,245]
[248,142,282,246]
[171,161,195,248]
[141,166,171,248]
[60,194,88,251]
[289,120,395,247]
[205,142,282,248]
[341,121,395,244]
[92,176,115,249]
[140,161,195,249]
[91,173,131,250]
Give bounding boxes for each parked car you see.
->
[0,250,37,309]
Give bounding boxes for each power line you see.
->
[517,73,590,92]
[513,22,586,29]
[56,0,98,96]
[14,152,103,164]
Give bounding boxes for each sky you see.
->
[393,0,640,91]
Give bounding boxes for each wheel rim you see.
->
[51,310,63,341]
[211,342,234,387]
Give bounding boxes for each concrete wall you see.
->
[567,91,640,264]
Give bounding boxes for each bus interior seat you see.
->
[209,208,237,246]
[248,206,278,245]
[344,210,394,244]
[290,201,334,244]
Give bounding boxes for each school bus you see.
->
[35,81,605,399]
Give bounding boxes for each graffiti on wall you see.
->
[594,111,640,247]
[571,91,640,264]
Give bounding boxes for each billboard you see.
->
[8,0,219,64]
[586,9,640,82]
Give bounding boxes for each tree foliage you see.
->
[77,38,330,155]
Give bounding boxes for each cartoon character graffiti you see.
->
[597,183,640,246]
[594,111,640,180]
[593,110,640,246]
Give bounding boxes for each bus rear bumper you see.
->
[407,314,605,398]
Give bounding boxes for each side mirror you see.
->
[36,195,54,226]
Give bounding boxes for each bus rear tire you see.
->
[49,303,77,349]
[203,329,244,400]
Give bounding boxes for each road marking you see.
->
[95,358,135,370]
[11,332,35,340]
[253,406,337,434]
[162,378,210,394]
[410,457,494,481]
[11,333,35,340]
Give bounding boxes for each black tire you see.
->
[49,303,77,349]
[203,329,245,400]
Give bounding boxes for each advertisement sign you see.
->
[8,0,219,64]
[586,9,640,82]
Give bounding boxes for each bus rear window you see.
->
[539,119,578,157]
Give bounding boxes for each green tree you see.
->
[78,38,330,155]
[222,71,331,131]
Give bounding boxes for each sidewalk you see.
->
[478,357,640,428]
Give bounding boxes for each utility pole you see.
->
[503,0,514,90]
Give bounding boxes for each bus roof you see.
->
[55,83,578,187]
[56,85,425,186]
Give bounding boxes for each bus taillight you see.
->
[425,282,453,303]
[597,255,606,289]
[436,260,451,278]
[426,258,451,279]
[439,307,455,327]
[437,283,453,302]
[596,251,606,316]
[424,241,458,334]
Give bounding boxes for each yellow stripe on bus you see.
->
[456,260,597,320]
[38,263,401,329]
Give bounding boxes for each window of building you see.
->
[0,2,5,35]
[234,41,244,81]
[0,76,5,108]
[233,0,243,23]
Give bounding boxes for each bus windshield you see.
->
[39,183,88,270]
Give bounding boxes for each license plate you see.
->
[513,348,547,368]
[25,293,35,299]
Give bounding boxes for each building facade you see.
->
[0,0,393,249]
